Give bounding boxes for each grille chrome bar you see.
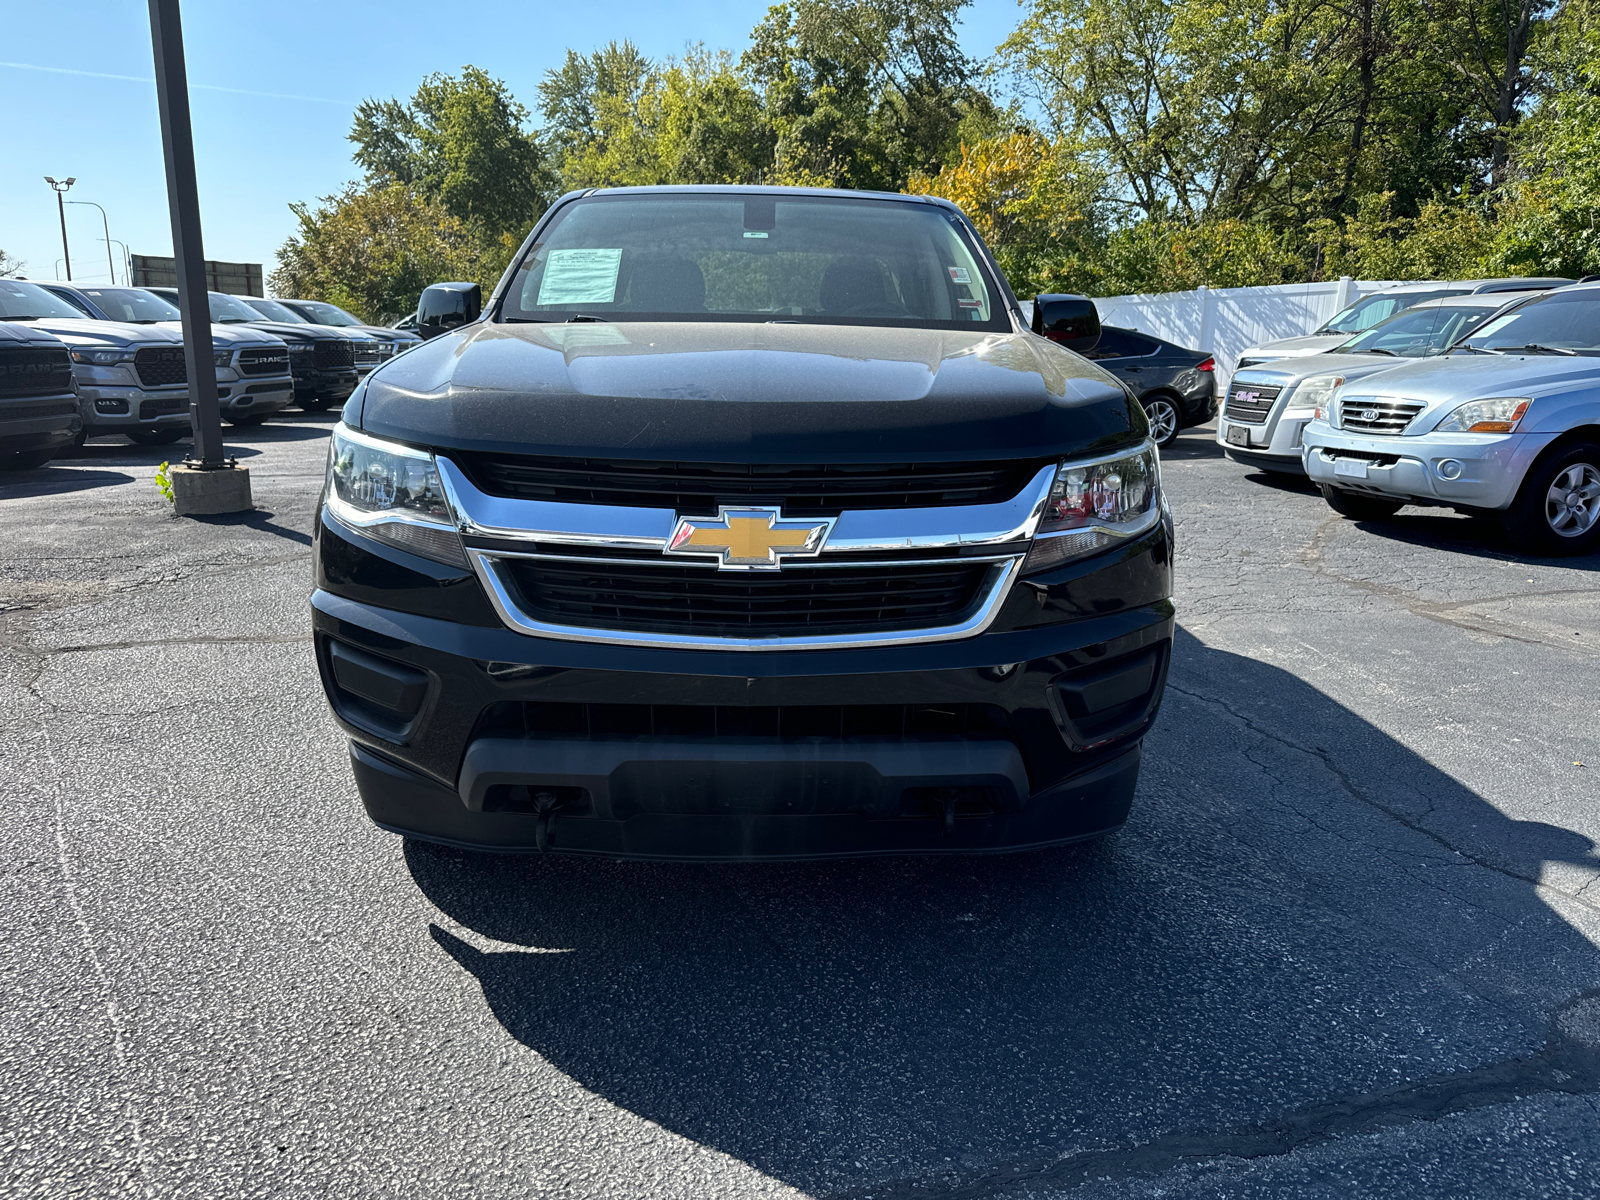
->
[436,458,1056,554]
[469,548,1023,651]
[1338,396,1425,435]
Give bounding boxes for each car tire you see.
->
[1500,441,1600,556]
[1142,396,1181,448]
[127,429,184,446]
[0,449,57,471]
[1319,484,1404,520]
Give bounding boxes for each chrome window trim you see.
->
[466,549,1025,652]
[434,458,1058,554]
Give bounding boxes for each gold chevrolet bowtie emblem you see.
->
[665,506,834,570]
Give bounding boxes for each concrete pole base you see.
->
[170,463,253,515]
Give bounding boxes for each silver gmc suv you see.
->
[1302,283,1600,554]
[1219,292,1547,474]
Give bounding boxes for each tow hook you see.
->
[531,789,561,852]
[935,787,959,834]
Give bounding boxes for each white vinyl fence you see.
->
[1090,277,1408,392]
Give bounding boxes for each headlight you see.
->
[1294,374,1344,419]
[1434,396,1531,434]
[1023,443,1161,574]
[289,342,315,355]
[325,424,468,568]
[69,347,133,365]
[213,349,233,368]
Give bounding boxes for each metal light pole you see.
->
[68,201,117,285]
[44,177,75,280]
[148,0,250,512]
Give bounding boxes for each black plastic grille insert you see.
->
[0,347,73,399]
[501,558,993,638]
[133,346,186,388]
[458,454,1043,515]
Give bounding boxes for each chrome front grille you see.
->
[1338,397,1425,435]
[353,343,381,365]
[238,346,290,376]
[1224,383,1280,424]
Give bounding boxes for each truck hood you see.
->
[154,322,285,348]
[355,321,1141,461]
[0,321,66,348]
[1331,351,1600,414]
[1239,334,1348,361]
[1233,352,1432,391]
[224,320,366,344]
[24,317,184,348]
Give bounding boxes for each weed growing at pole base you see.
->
[155,461,174,504]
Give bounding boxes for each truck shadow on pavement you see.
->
[406,627,1600,1197]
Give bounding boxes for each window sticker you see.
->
[947,266,972,284]
[958,298,982,308]
[537,248,623,305]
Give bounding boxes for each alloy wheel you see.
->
[1545,462,1600,537]
[1145,399,1179,445]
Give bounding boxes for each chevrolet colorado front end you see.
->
[313,186,1174,859]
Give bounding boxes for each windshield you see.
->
[289,299,360,326]
[79,287,180,322]
[499,193,1004,330]
[206,292,266,323]
[0,280,97,321]
[1458,290,1600,354]
[1333,304,1505,357]
[245,297,309,323]
[1319,289,1464,335]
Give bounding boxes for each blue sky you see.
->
[2,0,1025,289]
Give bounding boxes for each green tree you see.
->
[351,66,553,243]
[745,0,992,189]
[268,183,478,323]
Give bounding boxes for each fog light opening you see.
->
[1436,458,1464,481]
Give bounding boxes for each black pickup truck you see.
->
[313,186,1173,859]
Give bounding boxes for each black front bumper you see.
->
[312,510,1174,860]
[292,366,358,401]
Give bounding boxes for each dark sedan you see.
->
[1083,327,1216,447]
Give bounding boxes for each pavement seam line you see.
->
[1164,677,1600,913]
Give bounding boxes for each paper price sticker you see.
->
[537,248,623,305]
[947,266,972,284]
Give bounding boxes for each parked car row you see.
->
[1219,277,1600,555]
[0,279,421,466]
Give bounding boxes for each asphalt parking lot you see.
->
[3,412,1599,1199]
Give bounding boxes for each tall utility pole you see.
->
[148,0,250,512]
[68,201,117,285]
[44,177,75,280]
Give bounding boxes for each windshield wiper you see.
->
[3,314,38,321]
[565,314,608,323]
[1512,343,1578,355]
[218,317,251,323]
[1358,347,1399,356]
[1451,344,1499,354]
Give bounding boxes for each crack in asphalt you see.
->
[1298,516,1600,653]
[827,995,1600,1200]
[1162,678,1599,912]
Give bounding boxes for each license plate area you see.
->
[1333,457,1369,479]
[1225,426,1250,447]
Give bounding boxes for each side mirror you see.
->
[416,281,482,340]
[1032,294,1101,353]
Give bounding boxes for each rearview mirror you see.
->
[1032,294,1101,353]
[416,282,482,340]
